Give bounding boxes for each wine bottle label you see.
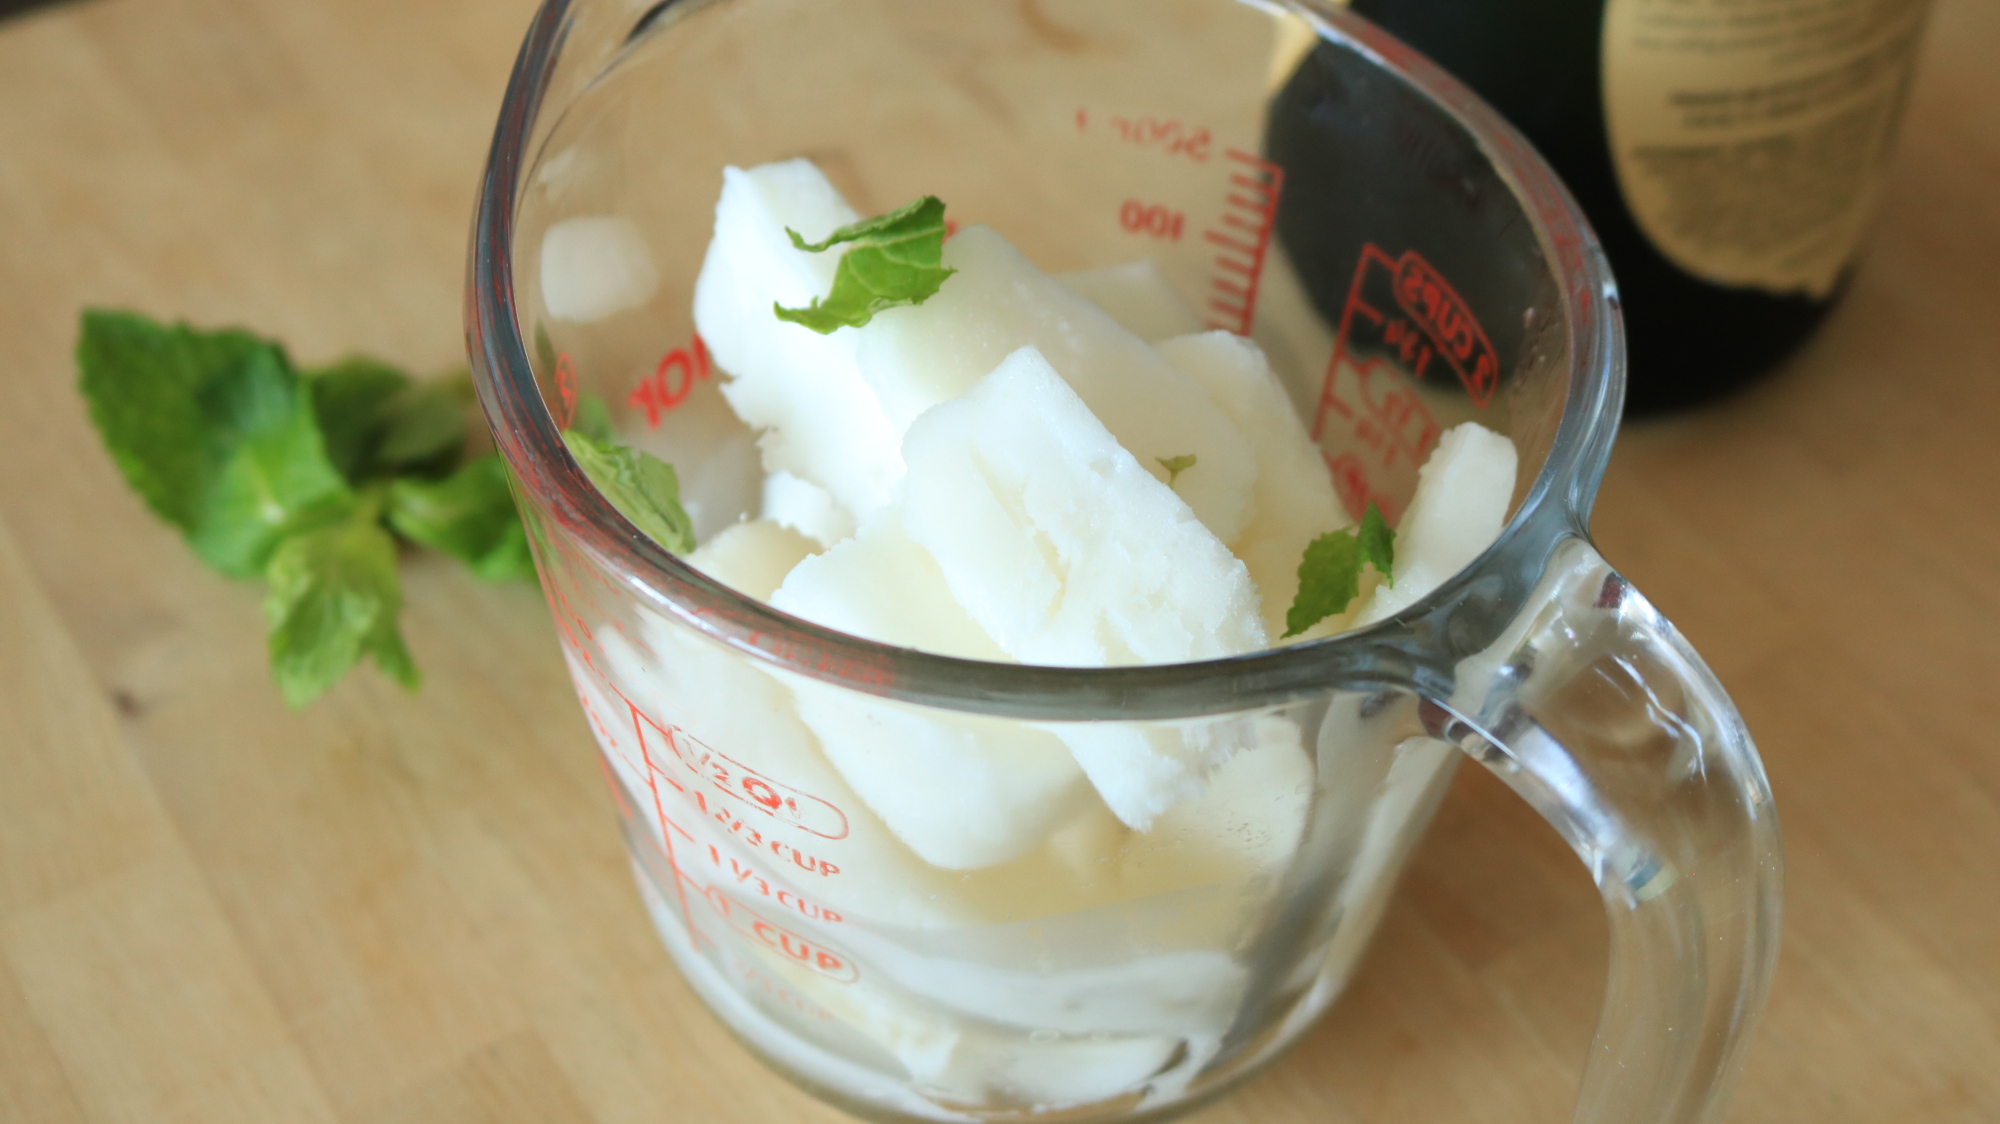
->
[1602,0,1931,297]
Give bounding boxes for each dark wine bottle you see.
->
[1344,0,1932,414]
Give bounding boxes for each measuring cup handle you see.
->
[1420,536,1782,1124]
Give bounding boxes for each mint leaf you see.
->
[263,491,418,707]
[307,360,469,483]
[562,429,695,553]
[307,358,410,479]
[79,310,352,578]
[1283,502,1396,639]
[373,372,471,476]
[1356,501,1394,583]
[571,389,615,444]
[388,455,535,582]
[77,309,267,529]
[1157,454,1197,487]
[774,195,955,333]
[192,391,355,576]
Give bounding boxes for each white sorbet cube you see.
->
[540,215,660,323]
[1353,421,1519,626]
[901,345,1267,667]
[771,512,1092,870]
[1053,724,1233,831]
[723,929,964,1086]
[685,518,819,602]
[947,1033,1183,1109]
[1059,260,1203,343]
[1157,331,1350,638]
[850,930,1246,1039]
[692,160,901,523]
[929,799,1130,924]
[631,872,967,1117]
[899,346,1267,827]
[858,225,1257,544]
[1119,716,1314,897]
[760,469,856,548]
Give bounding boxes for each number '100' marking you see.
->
[1120,199,1185,241]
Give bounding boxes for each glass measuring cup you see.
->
[467,1,1783,1121]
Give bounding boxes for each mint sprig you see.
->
[76,309,629,707]
[774,195,955,333]
[264,488,418,707]
[1283,503,1395,639]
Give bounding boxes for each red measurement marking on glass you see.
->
[629,334,711,428]
[701,845,844,924]
[1075,106,1213,163]
[684,782,842,878]
[1311,243,1508,519]
[1119,199,1185,241]
[1390,251,1498,406]
[598,691,848,874]
[554,352,578,429]
[704,886,859,983]
[544,584,602,678]
[628,703,710,949]
[597,689,845,871]
[647,713,849,841]
[1202,150,1284,335]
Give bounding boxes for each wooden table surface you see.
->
[3,1,1998,1121]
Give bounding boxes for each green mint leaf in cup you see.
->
[1156,453,1197,487]
[773,195,956,333]
[262,489,418,707]
[1355,501,1395,583]
[570,389,615,443]
[1283,502,1396,639]
[561,429,695,554]
[77,310,353,578]
[388,455,536,582]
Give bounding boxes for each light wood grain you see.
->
[1,0,1997,1121]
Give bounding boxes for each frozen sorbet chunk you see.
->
[1157,331,1349,638]
[899,347,1268,827]
[760,469,856,548]
[685,518,818,602]
[1059,260,1203,343]
[772,512,1092,870]
[1119,716,1314,896]
[1052,724,1233,831]
[1354,421,1519,626]
[692,160,902,522]
[901,345,1266,666]
[859,225,1256,544]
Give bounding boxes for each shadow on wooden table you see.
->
[0,0,77,20]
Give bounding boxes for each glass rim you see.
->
[467,0,1624,722]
